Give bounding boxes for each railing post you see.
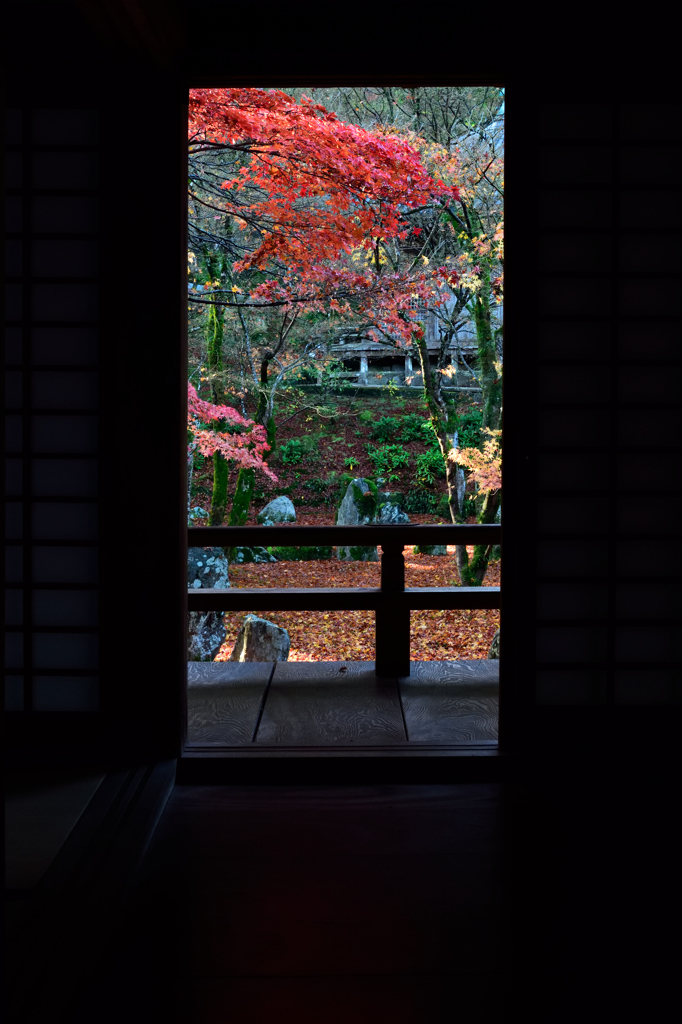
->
[376,542,410,678]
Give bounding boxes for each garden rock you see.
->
[257,496,296,525]
[378,502,411,525]
[187,612,226,662]
[488,629,500,659]
[187,546,230,661]
[336,477,378,561]
[228,614,290,662]
[188,547,230,589]
[414,544,448,556]
[233,546,277,564]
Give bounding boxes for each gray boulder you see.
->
[228,614,290,662]
[414,544,448,556]
[187,612,227,662]
[378,502,411,525]
[488,629,500,659]
[336,477,378,562]
[188,547,230,589]
[187,547,230,661]
[257,495,296,525]
[233,545,277,564]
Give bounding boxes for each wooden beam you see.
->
[189,524,501,547]
[188,586,501,612]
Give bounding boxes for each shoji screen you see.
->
[5,108,100,713]
[530,101,681,711]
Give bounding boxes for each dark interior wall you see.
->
[4,2,681,772]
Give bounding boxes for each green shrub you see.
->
[358,410,374,424]
[267,545,333,561]
[370,416,401,442]
[366,443,410,480]
[399,413,430,443]
[456,409,484,451]
[303,477,328,494]
[437,493,452,519]
[279,438,304,464]
[414,446,446,486]
[279,436,319,464]
[404,491,438,513]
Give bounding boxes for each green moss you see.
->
[266,417,276,454]
[208,451,229,526]
[229,467,255,527]
[267,545,333,561]
[351,478,378,520]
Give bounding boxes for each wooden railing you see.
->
[188,524,501,677]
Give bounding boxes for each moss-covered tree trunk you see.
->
[206,299,230,527]
[256,349,276,459]
[452,209,503,588]
[228,467,255,526]
[414,333,462,526]
[208,450,229,526]
[225,465,255,562]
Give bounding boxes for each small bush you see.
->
[367,443,410,479]
[370,416,401,442]
[414,447,446,486]
[358,410,374,424]
[437,493,452,519]
[456,409,484,451]
[279,436,319,464]
[404,491,438,514]
[267,545,333,561]
[399,413,430,443]
[303,478,328,494]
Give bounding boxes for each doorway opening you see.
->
[185,84,503,753]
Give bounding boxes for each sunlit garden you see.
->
[186,86,503,664]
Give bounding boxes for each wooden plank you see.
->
[187,662,273,745]
[188,586,501,612]
[189,524,500,547]
[256,661,407,746]
[398,660,499,743]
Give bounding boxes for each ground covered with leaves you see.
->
[191,389,499,662]
[215,543,500,663]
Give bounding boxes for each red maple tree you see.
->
[187,382,276,480]
[188,87,462,342]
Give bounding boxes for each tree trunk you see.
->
[207,299,229,527]
[228,466,255,527]
[256,350,277,461]
[225,466,255,561]
[454,208,503,587]
[414,333,461,518]
[187,446,194,524]
[471,260,502,433]
[208,449,229,526]
[455,488,501,586]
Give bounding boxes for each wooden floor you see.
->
[72,783,518,1023]
[187,659,499,749]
